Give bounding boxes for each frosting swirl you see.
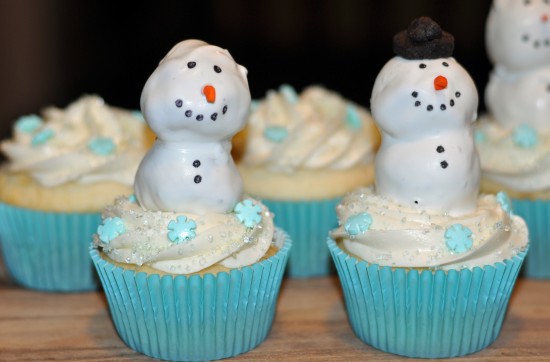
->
[241,85,378,172]
[94,196,278,274]
[1,95,148,187]
[476,116,550,192]
[331,187,528,270]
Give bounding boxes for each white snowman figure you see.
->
[135,39,251,214]
[371,17,480,216]
[486,0,550,130]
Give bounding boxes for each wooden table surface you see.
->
[0,266,549,361]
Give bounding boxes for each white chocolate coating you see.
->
[135,40,251,213]
[371,56,479,216]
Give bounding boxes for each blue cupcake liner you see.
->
[512,199,550,278]
[328,238,527,358]
[262,198,339,278]
[90,232,291,361]
[0,201,100,292]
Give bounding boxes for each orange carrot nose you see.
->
[434,75,448,91]
[542,14,549,23]
[202,85,216,103]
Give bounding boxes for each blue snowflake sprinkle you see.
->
[474,130,487,144]
[512,124,538,148]
[234,199,262,228]
[250,99,261,112]
[127,194,137,203]
[15,114,43,133]
[31,128,55,146]
[444,224,473,254]
[131,110,145,122]
[345,104,362,130]
[97,217,126,243]
[496,191,513,215]
[344,212,373,236]
[264,126,288,143]
[279,84,299,104]
[167,216,197,243]
[88,137,116,156]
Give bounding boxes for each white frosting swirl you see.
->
[1,95,147,187]
[95,197,278,274]
[241,85,377,172]
[331,187,528,270]
[476,116,550,192]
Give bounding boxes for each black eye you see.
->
[546,84,550,92]
[419,63,427,69]
[214,65,222,73]
[524,0,530,4]
[187,62,196,69]
[442,62,449,67]
[522,34,530,42]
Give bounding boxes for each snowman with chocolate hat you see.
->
[135,39,251,214]
[371,17,479,216]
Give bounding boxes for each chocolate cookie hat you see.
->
[393,17,454,59]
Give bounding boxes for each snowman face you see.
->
[141,40,251,142]
[371,57,478,140]
[486,0,550,72]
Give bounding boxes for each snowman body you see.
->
[485,0,550,130]
[135,40,251,213]
[371,56,479,215]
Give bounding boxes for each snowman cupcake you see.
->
[328,17,528,358]
[90,39,291,361]
[476,0,550,278]
[0,95,150,291]
[237,84,379,277]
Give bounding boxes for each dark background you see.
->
[0,0,492,144]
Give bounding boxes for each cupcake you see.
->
[237,84,379,277]
[328,17,529,358]
[476,0,550,278]
[90,39,291,361]
[0,95,150,291]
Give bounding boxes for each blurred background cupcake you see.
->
[329,17,529,358]
[476,0,550,278]
[0,95,152,291]
[236,84,379,277]
[91,40,291,361]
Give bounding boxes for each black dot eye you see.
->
[214,65,221,73]
[522,34,530,42]
[411,91,418,98]
[455,92,461,98]
[440,104,446,111]
[187,61,196,69]
[419,63,427,69]
[442,62,449,67]
[450,99,455,107]
[193,160,201,168]
[175,99,183,108]
[546,84,550,92]
[524,0,530,5]
[222,105,228,114]
[534,40,541,48]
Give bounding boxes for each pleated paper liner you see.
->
[328,238,527,358]
[90,231,291,361]
[263,197,339,277]
[513,199,550,278]
[0,201,100,292]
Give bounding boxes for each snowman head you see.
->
[486,0,550,72]
[140,40,251,142]
[371,17,478,140]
